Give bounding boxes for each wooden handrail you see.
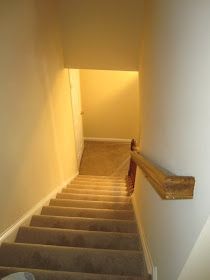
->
[131,151,195,200]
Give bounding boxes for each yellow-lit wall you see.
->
[58,0,144,71]
[0,0,77,234]
[80,70,139,140]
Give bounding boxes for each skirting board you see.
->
[0,172,79,244]
[132,195,158,280]
[84,137,131,144]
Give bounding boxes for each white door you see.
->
[69,69,84,166]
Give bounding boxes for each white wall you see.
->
[0,0,78,235]
[80,70,139,140]
[134,1,210,279]
[179,216,210,280]
[58,0,143,71]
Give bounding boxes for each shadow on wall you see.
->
[0,0,77,235]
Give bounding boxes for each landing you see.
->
[79,141,130,176]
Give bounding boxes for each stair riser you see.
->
[41,207,134,220]
[62,188,128,196]
[56,193,130,203]
[0,243,144,276]
[30,216,137,233]
[16,227,139,250]
[49,199,132,210]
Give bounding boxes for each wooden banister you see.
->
[128,139,195,200]
[127,139,195,199]
[127,139,138,194]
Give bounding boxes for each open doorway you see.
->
[68,69,84,167]
[69,69,139,175]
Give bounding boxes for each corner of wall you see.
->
[178,216,210,280]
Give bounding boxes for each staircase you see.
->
[0,175,149,280]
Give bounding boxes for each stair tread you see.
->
[16,226,139,250]
[0,242,141,255]
[31,215,136,224]
[50,198,132,210]
[60,192,129,198]
[41,206,134,220]
[32,214,136,223]
[78,175,124,178]
[63,188,128,196]
[42,205,133,213]
[56,193,130,202]
[0,266,147,280]
[0,243,145,276]
[70,183,126,187]
[74,183,126,187]
[30,215,137,233]
[18,226,138,237]
[67,185,127,190]
[67,185,127,191]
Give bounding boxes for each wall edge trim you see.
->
[0,172,79,244]
[131,195,158,280]
[84,137,131,143]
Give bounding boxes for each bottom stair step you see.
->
[0,267,149,280]
[0,243,145,276]
[30,215,137,233]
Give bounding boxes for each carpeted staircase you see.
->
[0,175,149,280]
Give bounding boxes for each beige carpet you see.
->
[0,175,149,280]
[79,141,130,176]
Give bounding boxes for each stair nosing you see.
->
[3,242,141,255]
[50,198,132,209]
[18,226,138,237]
[57,192,130,199]
[69,183,126,186]
[61,190,128,197]
[55,196,130,204]
[32,214,136,224]
[51,198,131,205]
[64,187,127,193]
[42,205,134,214]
